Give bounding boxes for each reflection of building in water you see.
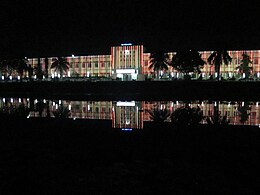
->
[1,98,260,127]
[112,101,143,129]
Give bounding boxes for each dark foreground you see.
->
[1,118,260,194]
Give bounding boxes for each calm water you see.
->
[0,97,260,129]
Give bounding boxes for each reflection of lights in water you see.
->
[122,128,132,131]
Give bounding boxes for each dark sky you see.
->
[1,0,259,58]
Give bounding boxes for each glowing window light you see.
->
[116,101,135,107]
[1,76,4,80]
[242,102,244,107]
[69,104,71,110]
[55,104,58,109]
[87,104,90,111]
[59,100,61,105]
[214,102,217,107]
[9,75,12,80]
[256,102,259,107]
[11,98,13,103]
[121,128,132,131]
[52,102,55,106]
[121,43,132,46]
[3,98,5,103]
[19,98,21,103]
[125,50,130,55]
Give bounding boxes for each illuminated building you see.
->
[24,44,260,80]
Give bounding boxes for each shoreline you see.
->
[0,80,260,101]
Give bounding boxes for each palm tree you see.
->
[236,53,253,79]
[207,50,232,81]
[171,50,205,80]
[147,108,170,123]
[51,57,70,78]
[52,105,71,118]
[12,58,30,78]
[237,102,251,124]
[149,52,170,80]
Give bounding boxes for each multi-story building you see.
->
[25,44,260,81]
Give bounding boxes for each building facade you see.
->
[25,44,260,81]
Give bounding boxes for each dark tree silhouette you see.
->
[236,53,253,79]
[149,52,170,80]
[45,57,49,78]
[207,50,232,81]
[171,50,205,80]
[171,104,204,125]
[147,108,170,123]
[237,102,251,124]
[52,105,71,118]
[51,57,70,78]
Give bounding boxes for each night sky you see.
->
[1,0,259,58]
